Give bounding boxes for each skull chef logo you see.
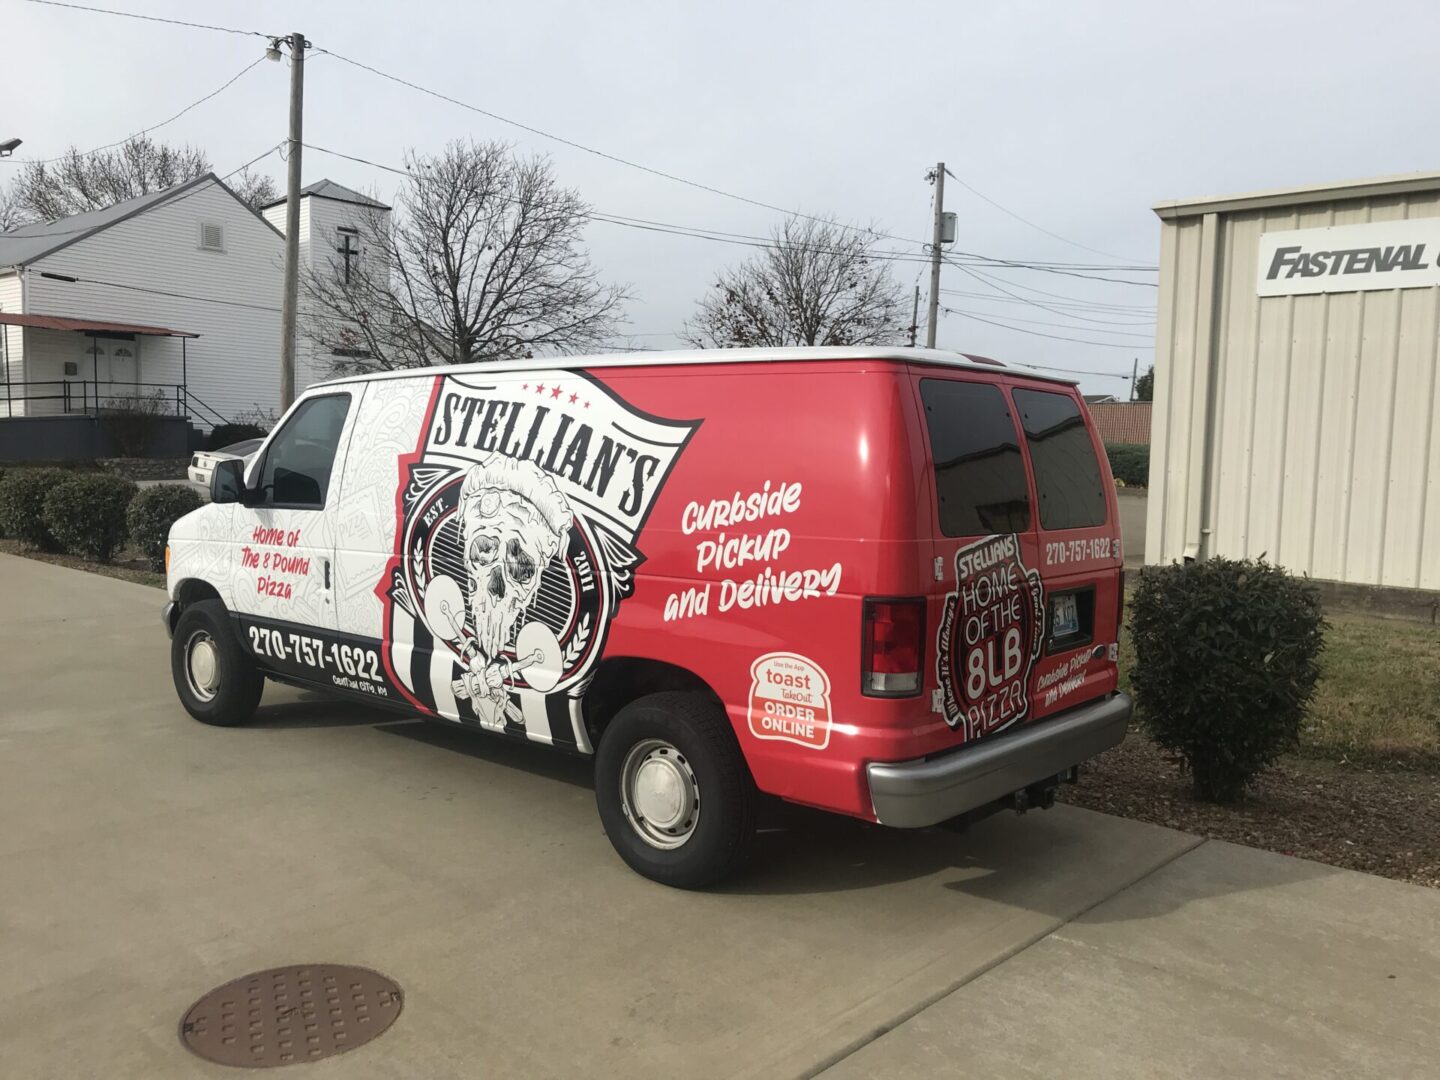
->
[936,534,1045,741]
[381,370,698,747]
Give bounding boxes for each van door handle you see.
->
[324,559,331,589]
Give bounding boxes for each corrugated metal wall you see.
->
[1148,188,1440,590]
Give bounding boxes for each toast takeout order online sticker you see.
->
[748,652,832,750]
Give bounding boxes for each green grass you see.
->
[1303,614,1440,765]
[1119,605,1440,767]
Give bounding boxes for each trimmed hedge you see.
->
[1104,442,1149,487]
[42,472,137,562]
[0,467,71,550]
[1130,557,1326,802]
[128,484,203,571]
[206,423,268,449]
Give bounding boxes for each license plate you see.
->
[1051,595,1079,638]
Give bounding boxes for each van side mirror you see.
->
[211,458,248,504]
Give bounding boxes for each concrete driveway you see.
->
[2,554,1436,1078]
[1119,489,1146,567]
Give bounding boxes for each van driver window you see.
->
[1011,388,1107,531]
[919,378,1031,536]
[256,394,351,508]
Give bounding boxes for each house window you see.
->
[199,222,225,252]
[336,226,361,283]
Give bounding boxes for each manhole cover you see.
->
[180,964,402,1068]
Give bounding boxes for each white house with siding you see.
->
[0,174,388,432]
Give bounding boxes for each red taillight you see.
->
[862,598,925,697]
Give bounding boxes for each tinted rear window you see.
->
[1012,388,1106,530]
[919,379,1030,536]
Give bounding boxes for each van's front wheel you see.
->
[171,600,263,726]
[595,692,755,888]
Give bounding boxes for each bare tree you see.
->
[228,168,279,213]
[0,186,23,232]
[303,141,629,374]
[682,215,908,348]
[0,135,277,225]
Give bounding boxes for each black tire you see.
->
[171,600,264,726]
[595,691,756,889]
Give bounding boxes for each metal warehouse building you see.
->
[1147,170,1440,599]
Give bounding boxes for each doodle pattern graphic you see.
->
[378,370,699,748]
[936,533,1045,741]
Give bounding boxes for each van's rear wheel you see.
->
[171,600,263,726]
[595,692,756,889]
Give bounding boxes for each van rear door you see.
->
[1008,386,1122,723]
[912,371,1047,746]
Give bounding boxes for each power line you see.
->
[304,52,1153,278]
[19,0,268,37]
[958,260,1158,306]
[938,287,1155,315]
[301,143,944,266]
[944,167,1148,264]
[941,305,1154,351]
[308,46,939,251]
[945,258,1155,326]
[948,254,1157,286]
[43,271,285,313]
[301,143,1145,280]
[943,307,1154,339]
[5,56,268,166]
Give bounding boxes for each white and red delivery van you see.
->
[163,347,1131,887]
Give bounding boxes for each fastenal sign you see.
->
[1257,218,1440,297]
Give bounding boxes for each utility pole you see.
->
[925,162,945,349]
[909,285,920,347]
[279,31,307,411]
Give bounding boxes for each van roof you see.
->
[319,346,1079,388]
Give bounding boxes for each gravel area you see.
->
[1061,732,1440,888]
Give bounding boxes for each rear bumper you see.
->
[866,692,1132,828]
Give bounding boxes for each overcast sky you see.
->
[5,0,1440,393]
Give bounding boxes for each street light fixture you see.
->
[0,138,21,157]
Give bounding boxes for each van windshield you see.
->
[918,378,1030,536]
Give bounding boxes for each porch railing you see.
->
[2,380,231,427]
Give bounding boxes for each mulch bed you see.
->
[1060,732,1440,889]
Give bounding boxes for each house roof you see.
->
[320,347,1079,389]
[1088,402,1152,445]
[0,173,221,269]
[0,311,199,337]
[261,180,390,212]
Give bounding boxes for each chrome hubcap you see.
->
[185,631,221,702]
[620,739,699,850]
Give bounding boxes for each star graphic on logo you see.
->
[521,383,529,391]
[568,392,579,404]
[535,382,546,395]
[550,385,562,399]
[583,399,590,409]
